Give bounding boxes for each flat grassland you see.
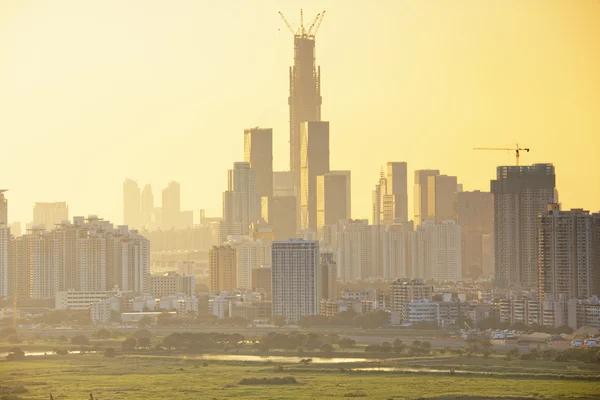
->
[2,355,600,400]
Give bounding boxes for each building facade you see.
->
[538,205,600,301]
[491,164,556,287]
[271,239,320,323]
[300,121,330,233]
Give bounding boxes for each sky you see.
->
[1,0,599,226]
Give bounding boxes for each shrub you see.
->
[104,348,116,358]
[6,334,22,344]
[238,376,297,385]
[70,335,89,345]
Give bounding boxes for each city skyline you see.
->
[2,1,599,225]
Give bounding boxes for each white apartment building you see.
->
[226,235,271,290]
[272,239,320,323]
[416,220,462,281]
[336,220,385,281]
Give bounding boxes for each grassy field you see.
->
[2,354,600,400]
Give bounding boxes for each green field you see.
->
[2,354,600,400]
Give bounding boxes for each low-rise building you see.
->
[55,290,122,310]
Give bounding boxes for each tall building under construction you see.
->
[280,10,325,189]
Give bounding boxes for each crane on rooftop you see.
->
[474,143,530,166]
[279,9,325,38]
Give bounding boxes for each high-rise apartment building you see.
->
[226,236,271,290]
[538,205,600,301]
[123,179,141,229]
[387,162,408,223]
[414,170,440,226]
[385,222,417,279]
[209,245,237,293]
[220,162,259,243]
[272,239,320,323]
[300,121,330,232]
[372,169,394,226]
[7,216,149,300]
[162,181,181,230]
[0,224,9,298]
[457,191,494,279]
[140,184,154,228]
[285,16,323,191]
[427,175,458,222]
[491,164,556,287]
[337,220,386,281]
[33,202,69,230]
[416,220,462,281]
[316,172,350,239]
[244,128,273,205]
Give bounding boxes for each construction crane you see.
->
[474,143,530,166]
[279,9,325,38]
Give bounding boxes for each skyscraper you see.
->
[162,181,181,230]
[0,190,7,225]
[140,184,154,228]
[0,224,9,298]
[209,245,237,293]
[387,162,408,223]
[538,205,600,301]
[372,168,394,226]
[244,127,273,205]
[491,164,556,287]
[220,162,260,243]
[316,172,350,239]
[414,170,440,226]
[427,175,458,222]
[262,195,297,241]
[330,170,352,220]
[300,121,330,232]
[457,190,494,279]
[123,179,141,228]
[283,11,324,191]
[33,202,69,230]
[272,239,320,323]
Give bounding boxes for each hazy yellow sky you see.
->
[1,0,599,225]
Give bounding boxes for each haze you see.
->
[1,0,599,224]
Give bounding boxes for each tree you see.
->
[393,338,406,354]
[122,337,137,351]
[6,347,25,361]
[137,316,152,328]
[137,337,151,348]
[134,329,152,340]
[272,315,286,328]
[0,327,17,339]
[339,338,356,349]
[94,328,111,340]
[7,334,22,344]
[320,344,334,356]
[379,342,392,353]
[104,348,116,358]
[71,335,90,345]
